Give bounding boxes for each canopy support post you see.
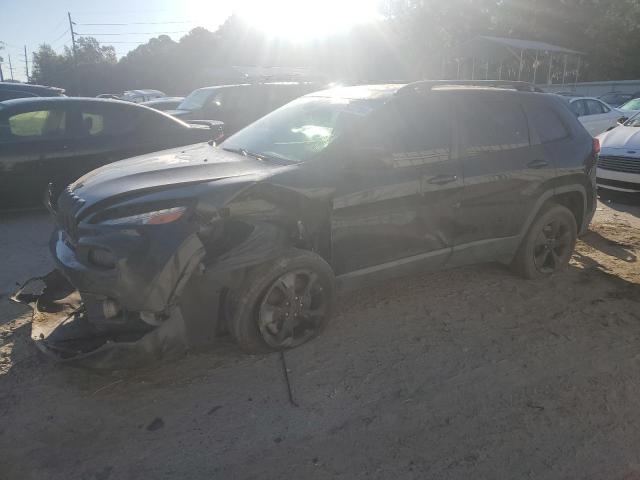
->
[575,56,581,86]
[472,57,476,80]
[498,61,503,80]
[547,52,553,84]
[533,50,539,84]
[562,54,568,86]
[518,49,524,80]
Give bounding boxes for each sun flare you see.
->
[234,0,382,41]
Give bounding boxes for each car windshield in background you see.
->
[599,93,632,105]
[178,89,213,111]
[620,98,640,111]
[220,96,381,163]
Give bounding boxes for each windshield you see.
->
[219,96,382,163]
[178,89,214,111]
[600,93,629,104]
[620,98,640,111]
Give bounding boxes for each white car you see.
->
[120,89,167,103]
[559,96,623,136]
[596,114,640,192]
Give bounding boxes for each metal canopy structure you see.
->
[450,36,585,85]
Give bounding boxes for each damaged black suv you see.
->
[21,81,598,366]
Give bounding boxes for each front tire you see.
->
[228,248,336,353]
[512,204,577,279]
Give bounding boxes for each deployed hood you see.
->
[598,125,640,152]
[67,143,277,207]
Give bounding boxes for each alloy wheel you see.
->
[532,219,573,274]
[257,269,328,348]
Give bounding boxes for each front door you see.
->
[0,105,76,206]
[331,93,462,275]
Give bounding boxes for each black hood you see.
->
[66,143,278,210]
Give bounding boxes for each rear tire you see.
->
[512,204,577,279]
[228,248,336,353]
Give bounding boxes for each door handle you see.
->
[427,174,458,185]
[527,159,549,169]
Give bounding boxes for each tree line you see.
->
[29,0,640,96]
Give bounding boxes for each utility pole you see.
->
[68,11,78,94]
[68,12,77,66]
[8,53,14,81]
[23,45,29,81]
[0,61,4,82]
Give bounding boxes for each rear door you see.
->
[585,99,618,134]
[70,103,143,181]
[453,96,553,256]
[571,99,614,136]
[0,104,77,205]
[570,99,595,135]
[331,93,462,274]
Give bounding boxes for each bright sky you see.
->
[0,0,382,82]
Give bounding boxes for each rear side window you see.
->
[81,112,105,135]
[79,107,140,137]
[569,100,591,117]
[527,103,569,143]
[586,99,609,114]
[463,100,529,154]
[570,100,588,116]
[3,109,67,139]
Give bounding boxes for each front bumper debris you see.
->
[12,270,190,369]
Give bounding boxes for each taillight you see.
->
[592,137,601,155]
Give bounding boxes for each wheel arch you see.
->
[199,181,334,272]
[520,184,588,239]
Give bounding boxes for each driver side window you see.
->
[359,96,452,168]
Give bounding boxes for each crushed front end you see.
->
[12,183,217,368]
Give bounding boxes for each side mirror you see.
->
[617,117,628,125]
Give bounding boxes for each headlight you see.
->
[99,207,186,226]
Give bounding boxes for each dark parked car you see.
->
[0,82,65,101]
[17,81,597,367]
[141,96,185,111]
[167,82,321,135]
[0,97,223,207]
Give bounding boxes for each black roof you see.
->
[0,97,139,108]
[0,82,65,96]
[0,96,193,126]
[309,81,544,101]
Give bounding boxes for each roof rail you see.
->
[398,80,544,94]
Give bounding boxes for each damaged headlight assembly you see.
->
[83,207,188,269]
[97,206,187,226]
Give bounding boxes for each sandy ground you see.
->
[1,191,639,480]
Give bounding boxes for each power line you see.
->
[76,21,196,26]
[45,17,69,41]
[95,41,147,44]
[50,28,71,45]
[75,30,189,36]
